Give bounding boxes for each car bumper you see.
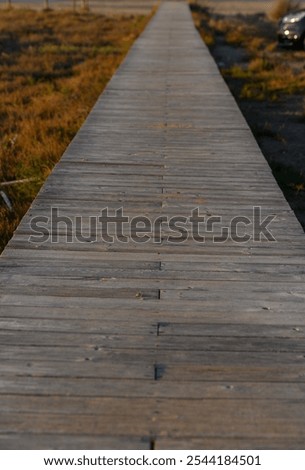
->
[278,31,301,46]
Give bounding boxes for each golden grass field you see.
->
[193,7,305,100]
[0,9,150,251]
[0,0,158,15]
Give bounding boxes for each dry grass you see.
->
[191,5,215,46]
[192,5,305,100]
[192,4,305,229]
[0,9,150,251]
[225,58,305,100]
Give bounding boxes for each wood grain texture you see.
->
[0,0,305,449]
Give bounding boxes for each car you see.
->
[278,10,305,49]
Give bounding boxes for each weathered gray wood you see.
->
[0,0,305,450]
[0,333,304,352]
[0,434,150,450]
[155,437,305,450]
[0,318,304,337]
[0,399,305,441]
[2,377,305,400]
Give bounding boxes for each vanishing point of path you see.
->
[0,0,305,449]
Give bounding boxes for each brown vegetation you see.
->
[192,6,305,100]
[0,9,149,251]
[269,0,300,21]
[191,4,305,229]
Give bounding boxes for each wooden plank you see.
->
[0,434,150,450]
[1,377,305,400]
[0,400,305,442]
[2,265,305,284]
[3,275,305,292]
[0,332,304,353]
[155,437,305,450]
[3,248,305,265]
[158,322,305,338]
[2,304,305,326]
[0,359,152,380]
[0,349,304,383]
[0,317,303,337]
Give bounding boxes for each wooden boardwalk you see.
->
[1,0,305,450]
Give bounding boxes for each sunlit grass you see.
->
[0,9,150,251]
[192,4,305,101]
[191,3,305,227]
